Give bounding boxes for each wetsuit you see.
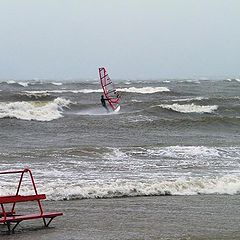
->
[101,95,109,112]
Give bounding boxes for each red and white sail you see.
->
[99,67,120,111]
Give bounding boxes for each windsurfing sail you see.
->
[99,67,120,111]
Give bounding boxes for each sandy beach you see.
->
[1,195,240,240]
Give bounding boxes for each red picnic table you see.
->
[0,168,63,233]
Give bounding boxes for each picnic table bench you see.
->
[0,169,63,233]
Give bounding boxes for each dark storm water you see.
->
[0,78,239,199]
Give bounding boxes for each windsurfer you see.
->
[101,95,109,112]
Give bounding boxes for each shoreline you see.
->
[1,194,240,240]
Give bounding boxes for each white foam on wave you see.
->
[118,87,170,94]
[6,80,16,84]
[0,97,71,121]
[51,82,63,86]
[24,90,52,95]
[4,80,64,87]
[171,97,204,102]
[75,108,116,116]
[128,145,240,166]
[4,80,29,87]
[131,99,142,102]
[18,82,29,87]
[226,78,240,82]
[178,79,201,84]
[158,103,218,113]
[146,146,219,160]
[49,175,240,199]
[1,175,239,200]
[21,91,50,98]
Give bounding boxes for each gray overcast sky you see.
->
[0,0,239,80]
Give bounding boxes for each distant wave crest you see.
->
[24,89,102,94]
[226,78,240,83]
[1,80,63,87]
[118,87,170,94]
[19,87,170,95]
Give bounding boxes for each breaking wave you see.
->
[158,103,218,113]
[51,176,240,200]
[1,175,240,200]
[0,97,71,121]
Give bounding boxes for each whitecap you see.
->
[51,82,63,86]
[158,103,218,113]
[0,97,71,121]
[6,80,16,84]
[18,82,29,87]
[118,87,170,94]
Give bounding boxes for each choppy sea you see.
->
[0,78,240,200]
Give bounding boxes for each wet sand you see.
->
[1,195,240,240]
